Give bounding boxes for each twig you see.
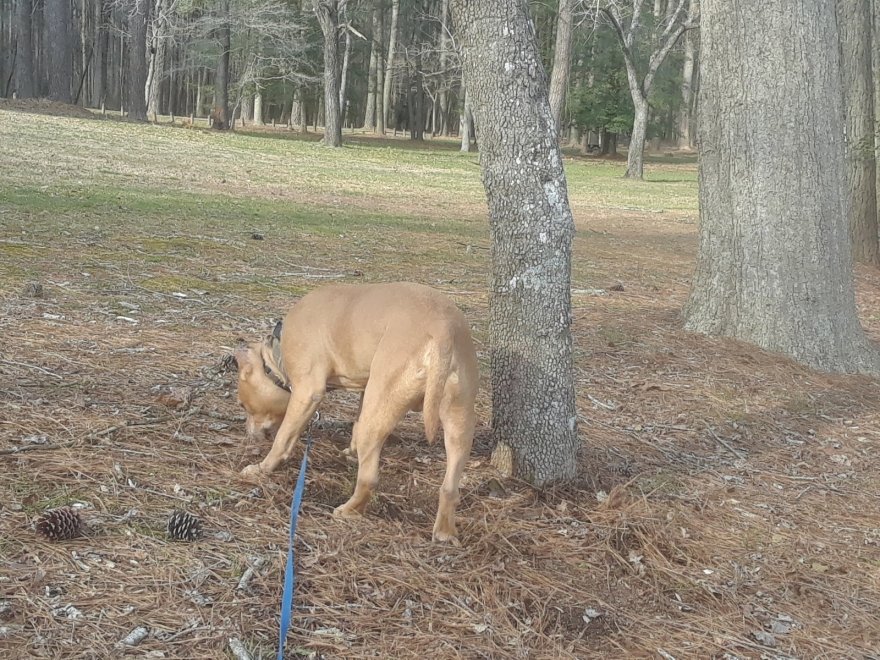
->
[587,394,617,410]
[0,358,63,380]
[0,441,76,456]
[707,428,746,459]
[237,556,268,592]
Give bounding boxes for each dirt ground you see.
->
[1,105,880,659]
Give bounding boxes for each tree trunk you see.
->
[211,0,231,130]
[127,0,149,120]
[450,0,578,486]
[339,3,351,125]
[837,0,878,265]
[253,90,263,125]
[91,0,109,108]
[548,0,573,133]
[459,85,472,152]
[147,0,168,118]
[46,0,73,102]
[626,98,648,178]
[382,0,399,129]
[375,3,384,134]
[677,0,697,149]
[438,0,450,135]
[685,0,880,375]
[314,0,342,146]
[363,2,380,130]
[14,0,34,98]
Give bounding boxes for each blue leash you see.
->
[276,433,314,660]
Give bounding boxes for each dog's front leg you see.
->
[241,383,324,480]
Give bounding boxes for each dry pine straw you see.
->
[1,127,880,656]
[2,281,880,660]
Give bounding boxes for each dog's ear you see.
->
[272,320,283,341]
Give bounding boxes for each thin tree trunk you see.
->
[147,0,168,117]
[450,0,578,486]
[14,0,34,98]
[211,0,231,129]
[459,84,472,152]
[677,0,697,149]
[253,90,263,125]
[382,0,399,129]
[339,3,351,127]
[438,0,450,135]
[363,1,379,130]
[837,0,879,265]
[375,2,384,133]
[127,0,148,119]
[314,0,342,146]
[46,0,73,102]
[548,0,573,133]
[686,0,880,375]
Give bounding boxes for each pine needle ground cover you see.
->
[1,106,879,658]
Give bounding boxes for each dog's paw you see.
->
[432,528,461,546]
[239,464,265,482]
[332,504,363,519]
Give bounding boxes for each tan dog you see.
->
[234,282,479,543]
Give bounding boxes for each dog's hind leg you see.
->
[432,402,475,544]
[333,388,409,519]
[241,378,325,479]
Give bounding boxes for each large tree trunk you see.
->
[677,0,697,149]
[127,0,149,120]
[548,0,573,133]
[46,0,73,102]
[450,0,578,486]
[837,0,878,265]
[314,0,342,146]
[14,0,35,98]
[211,0,231,129]
[685,0,880,375]
[382,0,399,129]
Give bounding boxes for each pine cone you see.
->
[36,507,82,541]
[167,510,201,541]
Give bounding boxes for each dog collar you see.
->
[264,364,291,393]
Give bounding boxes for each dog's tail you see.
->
[422,335,453,444]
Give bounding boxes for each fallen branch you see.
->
[0,358,63,380]
[228,637,253,660]
[0,441,76,456]
[707,428,746,459]
[236,556,268,593]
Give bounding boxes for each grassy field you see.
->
[2,104,880,659]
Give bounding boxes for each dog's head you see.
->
[233,332,290,442]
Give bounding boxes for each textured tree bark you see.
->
[127,0,149,120]
[46,0,73,102]
[837,0,879,265]
[382,0,399,129]
[548,0,573,133]
[450,0,578,486]
[147,0,168,117]
[677,0,697,149]
[627,98,648,178]
[211,0,231,129]
[685,0,880,375]
[314,0,342,146]
[14,0,34,98]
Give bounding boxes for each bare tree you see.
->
[127,0,149,119]
[837,0,879,265]
[450,0,579,486]
[314,0,342,146]
[676,0,697,149]
[46,0,73,102]
[548,0,574,133]
[14,0,34,98]
[211,0,231,129]
[382,0,399,129]
[686,0,880,375]
[601,0,696,179]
